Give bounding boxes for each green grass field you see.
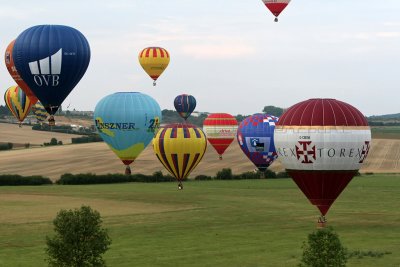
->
[371,126,400,139]
[0,175,399,267]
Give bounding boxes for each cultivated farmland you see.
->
[0,122,399,180]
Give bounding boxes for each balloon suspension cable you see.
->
[125,165,131,175]
[178,181,183,190]
[274,17,278,22]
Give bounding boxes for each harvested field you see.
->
[0,122,83,145]
[0,131,399,180]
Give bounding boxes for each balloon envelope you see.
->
[138,47,170,85]
[94,92,161,169]
[153,123,207,182]
[203,113,238,159]
[237,114,279,172]
[274,98,371,216]
[13,25,90,115]
[5,40,38,104]
[4,85,32,123]
[31,101,49,123]
[174,94,196,120]
[262,0,291,21]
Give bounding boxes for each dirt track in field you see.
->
[0,123,399,180]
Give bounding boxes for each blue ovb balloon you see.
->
[94,92,162,174]
[13,25,90,115]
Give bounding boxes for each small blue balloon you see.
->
[174,94,196,120]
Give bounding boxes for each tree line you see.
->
[2,104,399,126]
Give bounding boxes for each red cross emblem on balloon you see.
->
[296,141,316,164]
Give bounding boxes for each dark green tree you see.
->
[50,138,58,146]
[262,105,284,117]
[235,114,248,123]
[299,227,347,267]
[0,105,11,116]
[45,205,111,267]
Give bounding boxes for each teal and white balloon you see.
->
[94,92,161,174]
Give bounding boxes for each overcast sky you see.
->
[0,0,399,116]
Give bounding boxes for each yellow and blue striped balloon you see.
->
[31,101,49,123]
[94,92,161,174]
[4,85,33,124]
[153,123,207,188]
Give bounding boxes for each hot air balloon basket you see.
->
[125,166,131,176]
[317,216,327,228]
[48,116,55,126]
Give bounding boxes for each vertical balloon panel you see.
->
[153,123,207,188]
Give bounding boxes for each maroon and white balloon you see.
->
[274,98,371,222]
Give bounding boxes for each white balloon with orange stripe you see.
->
[138,47,170,86]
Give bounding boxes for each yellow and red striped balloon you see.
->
[4,85,33,125]
[138,47,170,85]
[153,123,207,189]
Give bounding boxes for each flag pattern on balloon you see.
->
[4,85,32,123]
[237,114,279,172]
[138,47,170,84]
[203,113,238,159]
[153,123,207,182]
[274,98,371,217]
[174,94,196,120]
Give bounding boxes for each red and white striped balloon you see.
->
[203,113,238,160]
[274,98,371,221]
